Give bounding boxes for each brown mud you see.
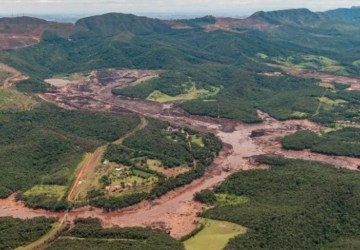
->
[1,69,360,239]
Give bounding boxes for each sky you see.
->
[1,0,360,17]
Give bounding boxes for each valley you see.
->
[1,6,360,249]
[1,66,359,241]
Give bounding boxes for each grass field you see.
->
[147,159,162,170]
[191,136,205,147]
[291,111,307,118]
[352,59,360,67]
[215,193,249,206]
[24,185,67,202]
[318,96,348,106]
[267,54,349,75]
[184,219,246,250]
[320,82,335,89]
[256,53,269,59]
[0,89,37,112]
[147,85,220,103]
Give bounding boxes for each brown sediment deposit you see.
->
[268,64,360,91]
[1,68,360,239]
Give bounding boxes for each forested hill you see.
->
[75,13,171,38]
[3,7,360,81]
[250,8,325,27]
[67,6,360,34]
[325,7,360,24]
[2,6,360,42]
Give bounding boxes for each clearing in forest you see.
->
[184,218,247,250]
[147,83,220,103]
[24,185,67,202]
[0,88,37,112]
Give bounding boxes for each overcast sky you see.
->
[1,0,360,16]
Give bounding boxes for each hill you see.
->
[250,8,324,27]
[74,13,171,38]
[0,16,79,50]
[325,6,360,24]
[1,6,360,250]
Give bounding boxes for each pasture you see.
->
[184,219,246,250]
[24,185,67,202]
[0,89,37,112]
[147,85,220,103]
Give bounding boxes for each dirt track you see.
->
[1,69,360,239]
[67,146,107,202]
[0,63,28,88]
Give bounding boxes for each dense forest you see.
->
[47,218,184,250]
[282,127,360,157]
[2,9,360,126]
[0,217,55,249]
[0,103,138,209]
[203,156,360,249]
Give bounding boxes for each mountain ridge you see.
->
[2,6,360,50]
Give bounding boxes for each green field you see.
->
[215,193,249,206]
[318,96,348,106]
[353,59,360,67]
[147,85,220,103]
[191,136,205,147]
[24,185,67,202]
[267,54,349,75]
[147,159,162,170]
[0,89,37,112]
[184,219,246,250]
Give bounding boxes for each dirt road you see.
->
[67,146,107,202]
[0,63,28,88]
